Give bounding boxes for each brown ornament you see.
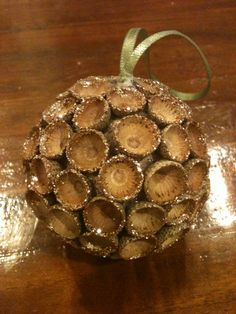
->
[24,76,209,260]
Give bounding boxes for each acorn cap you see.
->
[107,87,146,116]
[185,121,207,159]
[165,196,196,225]
[190,177,210,222]
[118,235,156,260]
[148,95,189,126]
[83,196,125,236]
[156,222,189,251]
[66,130,109,172]
[144,160,188,205]
[73,97,111,130]
[70,76,113,98]
[40,120,72,159]
[42,96,77,124]
[112,114,161,158]
[127,201,166,237]
[98,155,144,201]
[79,232,118,257]
[135,78,192,121]
[47,206,81,239]
[185,159,208,193]
[54,169,90,210]
[28,156,61,195]
[25,190,51,220]
[22,126,40,161]
[160,124,190,163]
[134,77,167,95]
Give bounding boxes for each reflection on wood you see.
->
[0,0,236,313]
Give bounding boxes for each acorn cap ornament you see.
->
[24,27,212,260]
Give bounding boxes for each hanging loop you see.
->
[119,28,212,101]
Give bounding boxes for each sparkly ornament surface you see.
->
[24,76,210,260]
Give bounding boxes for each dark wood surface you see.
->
[0,1,236,313]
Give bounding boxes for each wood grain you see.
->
[0,1,236,313]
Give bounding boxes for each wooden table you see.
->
[0,1,236,313]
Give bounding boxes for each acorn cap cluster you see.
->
[23,76,209,260]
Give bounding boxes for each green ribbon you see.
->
[119,28,212,101]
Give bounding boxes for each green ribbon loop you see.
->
[120,28,155,81]
[119,28,212,101]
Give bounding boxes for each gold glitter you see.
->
[148,94,189,126]
[42,95,77,124]
[107,87,146,116]
[54,169,90,210]
[23,75,209,260]
[40,120,72,159]
[97,155,143,201]
[22,126,40,161]
[28,156,61,195]
[47,206,81,239]
[112,114,161,158]
[70,76,113,98]
[79,232,118,257]
[25,190,51,220]
[83,196,125,236]
[127,201,166,236]
[156,223,189,252]
[165,196,196,225]
[119,235,156,260]
[185,121,207,159]
[144,160,188,205]
[66,129,109,172]
[185,159,208,193]
[160,124,190,163]
[73,97,111,130]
